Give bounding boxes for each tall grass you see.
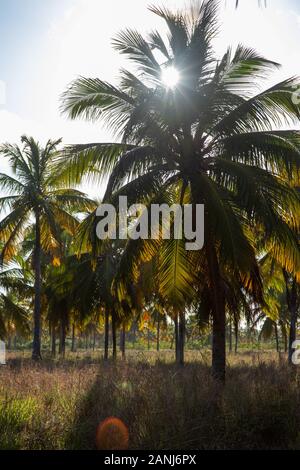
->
[0,350,299,449]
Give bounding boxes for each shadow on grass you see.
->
[65,356,300,450]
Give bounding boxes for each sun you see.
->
[161,66,180,89]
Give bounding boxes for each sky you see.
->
[0,0,299,191]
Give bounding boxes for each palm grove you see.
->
[0,0,299,381]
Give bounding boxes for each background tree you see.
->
[0,136,95,359]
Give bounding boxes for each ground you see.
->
[0,349,299,450]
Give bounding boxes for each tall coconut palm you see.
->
[0,136,95,360]
[60,0,300,380]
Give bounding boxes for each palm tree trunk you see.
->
[274,322,279,352]
[229,315,232,352]
[178,311,185,366]
[147,327,150,350]
[71,323,76,352]
[282,323,288,353]
[132,321,136,347]
[112,312,117,360]
[104,310,109,360]
[283,272,298,365]
[32,211,42,361]
[120,323,126,359]
[212,299,225,381]
[174,314,179,362]
[93,327,96,351]
[156,318,160,352]
[59,321,66,358]
[234,319,238,354]
[288,283,297,365]
[207,242,226,382]
[51,325,56,358]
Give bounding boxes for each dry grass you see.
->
[1,349,300,450]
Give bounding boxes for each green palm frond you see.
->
[112,28,161,79]
[0,173,25,194]
[217,130,300,175]
[214,77,300,136]
[61,77,134,132]
[148,30,170,59]
[0,293,30,339]
[54,142,131,186]
[157,238,197,306]
[0,205,31,263]
[217,45,280,97]
[148,5,189,57]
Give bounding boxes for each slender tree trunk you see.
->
[178,311,185,366]
[207,242,226,382]
[48,322,51,351]
[282,323,288,353]
[212,299,225,381]
[32,212,42,361]
[112,312,117,360]
[174,314,179,362]
[234,319,238,354]
[92,326,96,351]
[51,325,56,358]
[156,318,160,352]
[147,328,150,350]
[133,322,136,347]
[229,315,232,352]
[288,289,297,365]
[58,331,62,354]
[283,272,298,365]
[59,320,67,359]
[120,323,126,359]
[274,322,279,352]
[71,323,76,352]
[104,310,109,360]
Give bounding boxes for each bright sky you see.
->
[0,0,299,193]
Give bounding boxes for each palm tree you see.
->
[0,136,95,360]
[60,0,300,381]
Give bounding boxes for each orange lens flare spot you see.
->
[96,417,129,450]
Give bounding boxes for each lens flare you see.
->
[96,417,129,450]
[161,66,180,88]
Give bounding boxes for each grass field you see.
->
[0,349,299,450]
